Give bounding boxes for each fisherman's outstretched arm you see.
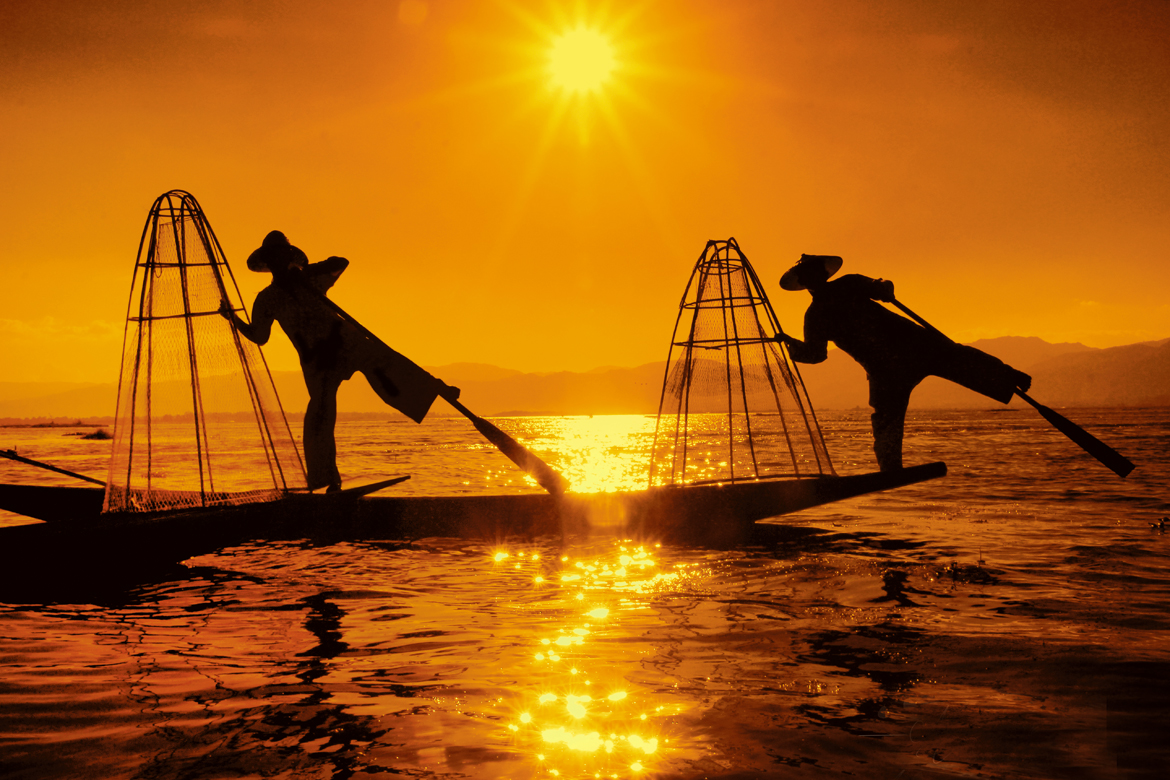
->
[778,311,829,364]
[834,273,895,302]
[866,276,895,302]
[308,256,349,292]
[219,291,275,345]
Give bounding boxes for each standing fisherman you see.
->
[777,254,1031,471]
[221,231,458,491]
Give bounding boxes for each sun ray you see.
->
[488,92,574,256]
[591,89,686,257]
[376,0,716,272]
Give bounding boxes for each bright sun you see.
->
[548,28,615,94]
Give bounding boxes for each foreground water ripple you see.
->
[2,409,1169,778]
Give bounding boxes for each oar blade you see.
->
[1020,393,1135,478]
[467,415,569,496]
[890,299,1136,477]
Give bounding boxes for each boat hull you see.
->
[319,462,946,545]
[0,463,945,595]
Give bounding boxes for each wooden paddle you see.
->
[888,299,1135,478]
[265,275,570,496]
[1,449,107,486]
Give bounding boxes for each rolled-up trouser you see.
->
[868,375,919,472]
[931,343,1029,404]
[865,343,1030,471]
[302,368,346,490]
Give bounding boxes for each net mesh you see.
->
[649,239,834,486]
[103,191,307,513]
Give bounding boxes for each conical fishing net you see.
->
[103,191,307,513]
[649,239,834,486]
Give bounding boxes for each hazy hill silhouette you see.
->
[774,336,1170,409]
[3,336,1169,421]
[1028,340,1170,406]
[270,337,1170,413]
[0,382,115,422]
[796,336,1096,409]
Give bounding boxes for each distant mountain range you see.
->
[793,336,1170,410]
[2,336,1168,422]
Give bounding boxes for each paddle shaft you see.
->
[444,397,569,495]
[1,449,107,486]
[1013,390,1134,477]
[888,299,1135,478]
[259,273,569,496]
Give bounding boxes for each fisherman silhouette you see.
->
[777,254,1031,471]
[221,231,459,492]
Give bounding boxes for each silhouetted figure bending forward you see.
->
[777,254,1030,471]
[222,231,457,491]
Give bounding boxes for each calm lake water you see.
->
[2,408,1168,779]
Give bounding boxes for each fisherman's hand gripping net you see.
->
[104,191,307,514]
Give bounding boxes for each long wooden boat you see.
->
[2,203,951,600]
[0,462,944,592]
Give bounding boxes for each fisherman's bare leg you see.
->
[868,377,917,472]
[304,370,343,491]
[933,343,1030,402]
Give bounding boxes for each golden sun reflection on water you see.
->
[543,415,657,494]
[490,541,702,778]
[505,413,798,495]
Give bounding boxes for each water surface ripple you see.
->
[2,409,1168,778]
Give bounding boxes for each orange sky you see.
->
[2,0,1168,383]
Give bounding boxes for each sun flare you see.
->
[548,28,616,93]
